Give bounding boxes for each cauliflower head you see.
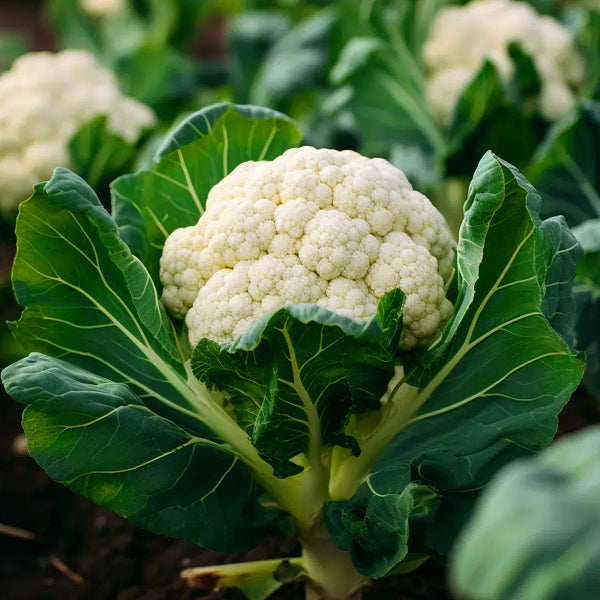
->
[160,146,455,350]
[80,0,126,17]
[424,0,584,128]
[0,50,155,214]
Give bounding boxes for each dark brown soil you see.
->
[0,0,56,52]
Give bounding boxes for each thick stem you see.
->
[305,584,363,600]
[301,523,369,600]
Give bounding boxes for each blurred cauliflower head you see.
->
[80,0,126,17]
[423,0,584,128]
[0,50,155,214]
[160,146,455,350]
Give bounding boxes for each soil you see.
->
[0,0,56,52]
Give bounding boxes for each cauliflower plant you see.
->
[0,50,155,214]
[160,146,455,350]
[80,0,126,17]
[424,0,584,128]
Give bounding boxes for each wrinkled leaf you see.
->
[192,291,403,478]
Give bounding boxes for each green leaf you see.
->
[324,153,584,577]
[2,354,279,551]
[10,169,189,406]
[446,60,502,153]
[0,32,28,72]
[2,168,292,548]
[191,291,403,478]
[325,467,438,578]
[572,219,600,400]
[506,42,542,109]
[327,2,446,163]
[69,116,138,190]
[450,426,600,600]
[228,11,292,103]
[573,219,600,293]
[249,10,337,107]
[114,45,198,118]
[48,0,146,58]
[529,102,600,226]
[111,103,302,284]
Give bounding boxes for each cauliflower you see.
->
[80,0,126,17]
[0,50,155,214]
[160,146,455,350]
[423,0,584,128]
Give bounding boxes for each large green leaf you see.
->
[111,103,302,284]
[450,426,600,600]
[191,291,403,478]
[323,153,584,577]
[2,353,278,551]
[529,102,600,226]
[2,168,289,549]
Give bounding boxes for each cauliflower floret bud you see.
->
[0,50,155,214]
[423,0,584,128]
[160,146,456,350]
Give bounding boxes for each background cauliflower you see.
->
[0,50,155,214]
[424,0,584,128]
[80,0,127,18]
[160,146,455,350]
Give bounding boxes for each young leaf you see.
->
[191,291,403,478]
[111,103,302,284]
[324,153,584,577]
[450,426,600,600]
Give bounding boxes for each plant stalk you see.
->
[328,382,420,500]
[301,522,369,600]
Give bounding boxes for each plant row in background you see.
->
[0,1,599,600]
